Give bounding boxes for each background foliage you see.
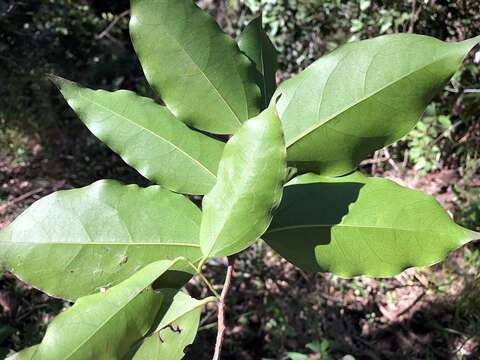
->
[1,0,479,359]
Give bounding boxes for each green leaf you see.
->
[0,180,202,300]
[200,106,286,258]
[285,353,309,360]
[239,16,278,108]
[51,77,224,195]
[130,291,214,359]
[31,259,188,360]
[6,346,38,360]
[264,171,479,277]
[274,34,480,176]
[130,0,261,134]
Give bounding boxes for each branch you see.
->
[407,0,422,33]
[212,257,234,360]
[396,290,426,317]
[0,188,43,215]
[96,10,131,40]
[383,148,401,173]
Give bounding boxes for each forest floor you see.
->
[0,132,479,360]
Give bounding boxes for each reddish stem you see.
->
[212,257,234,360]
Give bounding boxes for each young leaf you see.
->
[31,259,188,360]
[51,77,224,195]
[264,171,480,277]
[200,106,286,258]
[0,180,202,300]
[274,34,480,176]
[238,16,279,108]
[130,0,261,134]
[130,291,214,359]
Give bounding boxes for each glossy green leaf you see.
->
[6,346,38,360]
[200,106,286,258]
[51,77,224,195]
[130,0,261,134]
[0,180,202,300]
[131,291,214,359]
[238,16,278,108]
[32,259,188,360]
[274,34,480,176]
[264,171,480,277]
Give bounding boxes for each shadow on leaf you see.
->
[264,182,364,272]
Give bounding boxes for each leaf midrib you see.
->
[135,16,244,126]
[286,52,459,148]
[266,223,457,235]
[77,91,217,180]
[63,263,173,360]
[65,295,144,359]
[202,122,268,257]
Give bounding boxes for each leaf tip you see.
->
[46,74,76,92]
[46,73,63,87]
[465,229,480,244]
[252,14,263,27]
[458,35,480,53]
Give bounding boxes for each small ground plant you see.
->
[1,1,479,359]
